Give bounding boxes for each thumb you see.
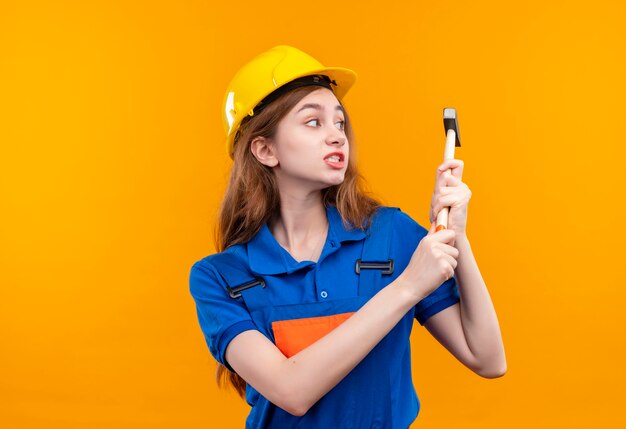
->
[427,220,438,235]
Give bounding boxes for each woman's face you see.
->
[269,87,349,192]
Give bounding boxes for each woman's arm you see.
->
[422,233,507,378]
[424,158,506,378]
[225,275,417,416]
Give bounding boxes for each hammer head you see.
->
[443,108,461,147]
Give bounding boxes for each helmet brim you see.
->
[287,66,358,101]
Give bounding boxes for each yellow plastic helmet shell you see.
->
[222,45,357,159]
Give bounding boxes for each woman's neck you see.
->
[268,192,328,261]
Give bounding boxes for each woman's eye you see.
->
[305,118,345,130]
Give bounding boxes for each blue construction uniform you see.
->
[189,204,460,428]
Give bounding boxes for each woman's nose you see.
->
[326,127,346,146]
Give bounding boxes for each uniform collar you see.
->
[247,204,367,275]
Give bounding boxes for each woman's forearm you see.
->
[282,275,416,415]
[454,233,507,375]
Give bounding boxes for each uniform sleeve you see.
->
[189,259,258,373]
[394,210,461,326]
[414,276,460,326]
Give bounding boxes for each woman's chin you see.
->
[322,171,346,186]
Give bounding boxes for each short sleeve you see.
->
[414,276,460,325]
[189,259,258,373]
[393,209,461,326]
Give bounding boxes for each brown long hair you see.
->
[213,84,382,398]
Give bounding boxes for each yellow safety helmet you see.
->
[222,45,358,159]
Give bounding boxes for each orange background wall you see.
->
[1,0,624,427]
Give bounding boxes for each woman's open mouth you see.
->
[323,152,345,169]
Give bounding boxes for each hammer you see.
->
[435,107,462,232]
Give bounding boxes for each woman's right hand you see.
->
[399,221,460,303]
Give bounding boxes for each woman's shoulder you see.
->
[375,205,429,239]
[189,243,253,298]
[191,242,248,272]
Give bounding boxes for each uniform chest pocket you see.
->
[271,312,355,358]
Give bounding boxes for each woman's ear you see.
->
[250,136,278,167]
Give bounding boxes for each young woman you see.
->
[189,45,506,429]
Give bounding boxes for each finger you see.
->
[434,227,456,244]
[442,253,458,272]
[443,173,464,187]
[439,186,456,195]
[437,158,464,174]
[437,159,464,180]
[437,158,462,170]
[435,170,461,192]
[436,257,455,282]
[434,175,458,196]
[432,194,460,216]
[441,242,460,259]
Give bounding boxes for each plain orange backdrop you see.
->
[1,0,625,427]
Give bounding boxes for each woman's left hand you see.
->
[429,158,472,240]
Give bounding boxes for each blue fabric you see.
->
[188,261,258,373]
[189,204,460,428]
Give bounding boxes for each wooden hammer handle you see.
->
[435,128,457,232]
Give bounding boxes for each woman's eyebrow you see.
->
[297,103,345,115]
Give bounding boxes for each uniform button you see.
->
[320,290,328,298]
[330,240,336,247]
